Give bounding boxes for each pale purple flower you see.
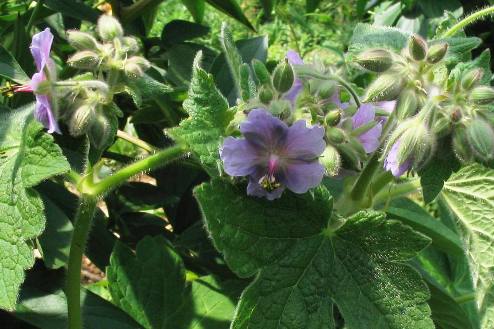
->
[15,28,60,133]
[283,50,304,106]
[352,104,382,153]
[384,139,412,177]
[375,101,396,123]
[220,109,326,200]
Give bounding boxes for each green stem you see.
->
[84,144,186,196]
[65,170,82,185]
[443,5,494,38]
[350,152,380,201]
[454,293,477,304]
[116,130,157,153]
[26,0,44,32]
[120,0,164,23]
[66,195,98,329]
[330,74,362,108]
[372,179,421,206]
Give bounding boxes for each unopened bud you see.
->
[326,127,346,144]
[461,68,483,90]
[408,34,428,61]
[452,127,474,163]
[272,59,294,93]
[67,30,99,51]
[466,118,494,161]
[325,110,341,126]
[259,85,274,104]
[318,81,337,99]
[88,113,113,150]
[320,145,341,176]
[426,43,448,64]
[355,49,393,72]
[69,105,94,137]
[470,86,494,105]
[364,74,404,102]
[68,51,100,69]
[97,15,123,41]
[252,59,271,86]
[124,56,150,78]
[432,116,451,138]
[395,88,418,120]
[122,37,140,54]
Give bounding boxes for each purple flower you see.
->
[15,28,60,133]
[375,100,396,123]
[220,109,326,200]
[283,50,304,106]
[384,139,412,177]
[352,104,382,153]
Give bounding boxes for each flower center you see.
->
[259,154,281,192]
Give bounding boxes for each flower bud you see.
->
[258,85,274,104]
[466,118,494,161]
[470,86,494,105]
[69,104,94,136]
[355,49,393,72]
[426,43,448,64]
[272,59,294,93]
[68,51,100,69]
[88,113,113,150]
[326,127,346,144]
[324,110,341,127]
[124,56,150,78]
[252,59,271,86]
[269,99,291,116]
[97,15,123,41]
[432,116,451,138]
[317,81,337,99]
[67,30,99,51]
[461,68,483,90]
[122,37,140,54]
[408,34,428,61]
[452,126,474,163]
[364,74,404,102]
[320,145,341,176]
[395,88,418,120]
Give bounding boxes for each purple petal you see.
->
[246,176,285,200]
[352,104,375,128]
[330,89,350,110]
[358,124,382,153]
[35,94,60,134]
[375,100,396,124]
[280,160,325,193]
[384,140,412,177]
[220,137,261,177]
[30,28,53,71]
[286,50,303,65]
[283,120,325,160]
[30,71,46,91]
[240,109,288,150]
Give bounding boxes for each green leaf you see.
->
[432,37,481,66]
[306,0,322,12]
[417,0,462,19]
[348,23,410,55]
[441,163,494,327]
[448,49,492,88]
[44,0,99,22]
[219,23,243,101]
[0,44,29,84]
[195,180,434,329]
[107,235,242,329]
[373,2,402,26]
[181,0,206,23]
[162,20,210,45]
[0,104,69,310]
[205,0,254,31]
[260,0,275,16]
[169,53,233,177]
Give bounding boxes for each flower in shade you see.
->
[384,139,412,177]
[220,109,326,200]
[283,50,304,106]
[15,28,60,133]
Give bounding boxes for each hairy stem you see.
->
[443,5,494,38]
[66,195,98,329]
[372,179,421,207]
[117,130,157,153]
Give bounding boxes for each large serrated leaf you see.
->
[169,53,233,177]
[0,104,69,310]
[195,180,434,329]
[348,23,410,55]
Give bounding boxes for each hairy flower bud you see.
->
[97,15,123,41]
[124,56,150,78]
[88,113,113,150]
[258,85,274,104]
[326,127,346,144]
[408,34,428,61]
[252,59,271,86]
[320,145,341,176]
[470,86,494,105]
[355,48,393,72]
[364,74,404,102]
[325,110,341,127]
[426,42,448,64]
[122,36,140,54]
[69,104,94,137]
[432,115,451,138]
[272,59,294,93]
[461,68,483,90]
[67,30,99,51]
[466,118,494,161]
[395,88,418,120]
[452,126,474,163]
[68,50,100,69]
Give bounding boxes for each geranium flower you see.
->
[15,28,60,133]
[352,104,382,153]
[384,139,412,176]
[220,109,326,200]
[283,50,304,105]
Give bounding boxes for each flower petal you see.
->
[284,120,325,160]
[220,137,261,177]
[246,176,285,200]
[280,160,325,193]
[358,123,382,153]
[286,50,303,65]
[35,94,60,134]
[384,140,412,177]
[30,28,53,71]
[240,109,288,150]
[352,103,375,128]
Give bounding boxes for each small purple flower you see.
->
[283,50,304,106]
[220,109,326,200]
[15,28,60,133]
[384,139,412,177]
[352,104,382,153]
[375,100,396,123]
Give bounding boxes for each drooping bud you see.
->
[364,74,404,102]
[408,34,428,61]
[432,115,451,138]
[461,68,483,90]
[272,59,294,93]
[258,85,274,104]
[88,113,113,150]
[67,30,99,51]
[466,118,494,161]
[122,37,140,54]
[469,86,494,105]
[452,126,474,163]
[326,127,346,144]
[395,88,418,120]
[97,15,124,41]
[68,51,100,69]
[320,145,341,176]
[324,110,341,126]
[355,49,393,72]
[124,56,150,78]
[252,59,271,86]
[426,42,448,64]
[69,104,94,137]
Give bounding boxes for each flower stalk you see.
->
[442,5,494,38]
